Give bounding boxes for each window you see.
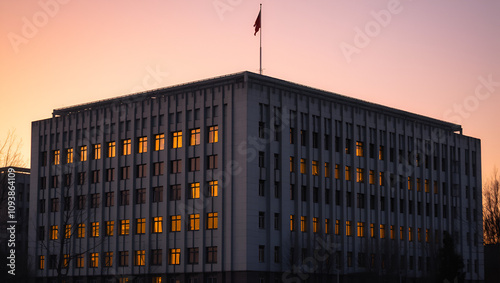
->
[53,150,60,165]
[409,227,413,242]
[417,178,422,192]
[259,212,265,229]
[105,221,114,236]
[207,155,218,169]
[64,224,71,239]
[171,160,182,173]
[313,217,319,233]
[325,162,330,178]
[209,180,218,197]
[151,249,162,265]
[170,184,181,200]
[357,222,365,237]
[312,132,319,148]
[77,223,85,238]
[290,127,295,144]
[138,137,147,153]
[119,220,130,235]
[356,168,364,183]
[391,225,395,240]
[379,146,384,160]
[290,157,295,172]
[300,216,307,232]
[39,255,45,270]
[152,186,163,202]
[51,198,59,212]
[188,248,199,264]
[356,141,363,157]
[119,251,129,266]
[206,246,217,263]
[105,192,114,207]
[108,141,116,157]
[380,224,386,239]
[408,177,412,190]
[120,190,130,206]
[134,250,145,266]
[154,134,164,151]
[259,151,265,168]
[345,139,351,154]
[40,151,47,167]
[325,219,330,234]
[172,131,182,148]
[208,125,218,143]
[189,157,200,171]
[274,213,280,230]
[121,166,130,180]
[190,128,201,146]
[169,249,180,265]
[136,188,146,204]
[153,162,164,176]
[346,221,352,236]
[76,253,84,268]
[312,160,319,176]
[80,146,87,161]
[335,219,340,235]
[259,245,265,262]
[189,214,200,231]
[122,139,131,155]
[335,164,340,179]
[189,183,200,199]
[136,218,146,234]
[91,170,100,183]
[50,225,58,240]
[345,166,351,181]
[90,253,99,268]
[77,195,86,210]
[93,144,101,159]
[400,226,404,240]
[300,158,306,174]
[91,193,100,208]
[207,212,218,229]
[369,170,375,184]
[137,164,147,178]
[106,168,115,182]
[290,215,296,231]
[152,217,163,233]
[91,222,99,237]
[379,172,384,186]
[425,179,430,193]
[66,148,73,163]
[300,130,307,146]
[259,122,265,138]
[171,215,181,232]
[63,254,69,268]
[104,252,113,267]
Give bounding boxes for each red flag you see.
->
[253,11,261,36]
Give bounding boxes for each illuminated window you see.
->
[39,255,45,270]
[209,180,218,197]
[409,227,413,242]
[369,170,375,184]
[190,128,200,146]
[425,179,430,193]
[93,144,101,160]
[345,166,351,181]
[50,225,58,240]
[346,221,352,236]
[370,223,375,238]
[325,162,330,178]
[122,139,131,155]
[335,164,340,179]
[290,215,296,231]
[134,250,145,266]
[120,220,130,235]
[169,249,180,265]
[64,224,71,239]
[357,222,365,237]
[408,177,412,190]
[380,224,386,239]
[335,219,340,235]
[104,252,113,267]
[208,125,219,143]
[313,217,319,233]
[400,226,404,240]
[80,146,87,161]
[425,229,430,242]
[417,178,422,192]
[289,157,295,172]
[171,215,181,232]
[356,168,364,183]
[312,160,319,176]
[207,212,218,230]
[172,131,182,148]
[356,141,364,157]
[63,254,69,268]
[77,223,85,238]
[189,183,200,199]
[53,150,60,165]
[325,218,330,234]
[66,148,73,163]
[136,218,146,234]
[300,158,306,174]
[154,134,164,151]
[105,221,114,236]
[138,137,147,153]
[108,141,116,157]
[91,222,99,237]
[300,216,307,232]
[189,214,200,231]
[390,225,395,239]
[76,254,84,268]
[379,172,385,186]
[152,217,163,233]
[90,253,99,268]
[379,145,384,160]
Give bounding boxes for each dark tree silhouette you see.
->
[437,232,464,283]
[483,169,500,245]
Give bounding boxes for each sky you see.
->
[0,0,499,181]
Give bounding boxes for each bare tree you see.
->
[483,168,500,245]
[0,130,27,205]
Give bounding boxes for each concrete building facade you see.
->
[29,72,483,282]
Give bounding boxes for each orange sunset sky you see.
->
[0,0,499,181]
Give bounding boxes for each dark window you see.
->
[51,175,59,188]
[91,170,99,184]
[120,190,130,206]
[312,132,319,148]
[300,130,307,146]
[171,160,182,173]
[136,188,146,204]
[259,151,265,168]
[40,177,47,190]
[151,249,162,265]
[207,155,218,169]
[91,193,100,208]
[38,226,45,241]
[153,186,163,202]
[64,197,71,211]
[153,162,164,176]
[189,157,200,172]
[301,186,307,202]
[137,164,147,178]
[259,212,265,229]
[64,174,72,187]
[188,248,199,264]
[105,192,114,207]
[290,128,295,144]
[206,247,217,263]
[77,195,86,210]
[121,166,130,180]
[259,180,265,197]
[50,198,59,212]
[313,187,319,203]
[259,122,265,138]
[106,168,115,182]
[170,185,181,201]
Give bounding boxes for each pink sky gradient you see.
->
[1,0,499,181]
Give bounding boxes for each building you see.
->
[0,167,31,281]
[29,71,483,282]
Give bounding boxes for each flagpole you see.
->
[259,3,262,75]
